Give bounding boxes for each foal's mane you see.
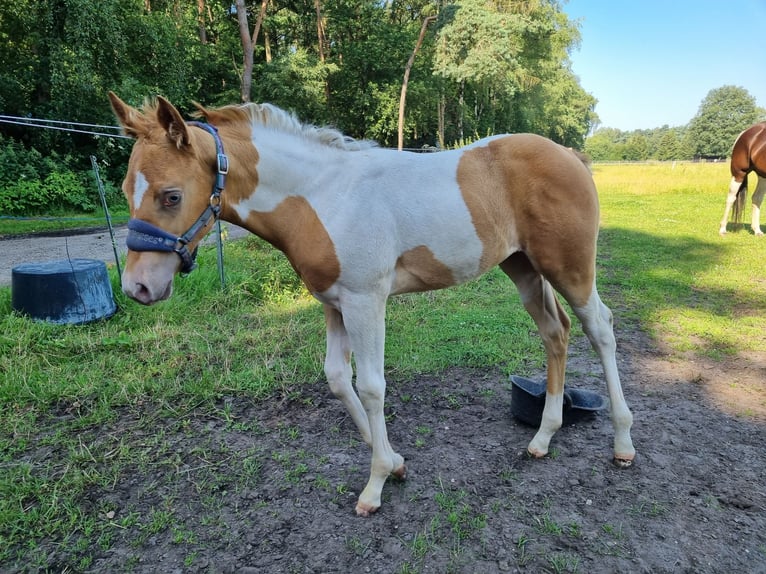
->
[196,102,377,152]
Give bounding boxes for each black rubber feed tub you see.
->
[510,375,606,427]
[11,258,117,325]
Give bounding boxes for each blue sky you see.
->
[562,0,766,131]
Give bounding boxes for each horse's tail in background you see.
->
[731,174,749,225]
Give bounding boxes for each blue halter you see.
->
[125,121,229,274]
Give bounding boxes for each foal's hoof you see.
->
[355,501,379,517]
[391,464,407,480]
[526,447,547,459]
[613,454,635,469]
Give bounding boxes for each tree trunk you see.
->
[398,16,435,151]
[315,0,326,63]
[197,0,207,44]
[252,1,268,52]
[458,80,464,142]
[314,0,330,102]
[236,0,268,103]
[235,0,253,102]
[438,92,445,148]
[264,31,272,63]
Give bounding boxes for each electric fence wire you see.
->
[0,114,129,139]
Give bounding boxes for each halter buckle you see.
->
[217,153,229,175]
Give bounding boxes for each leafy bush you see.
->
[0,169,99,215]
[0,180,46,214]
[0,136,105,215]
[0,136,52,184]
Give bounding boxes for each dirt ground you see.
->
[3,229,766,573]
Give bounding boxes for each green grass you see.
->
[1,161,764,567]
[0,208,129,237]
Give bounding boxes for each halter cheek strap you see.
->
[125,121,229,274]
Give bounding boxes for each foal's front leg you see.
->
[339,293,406,516]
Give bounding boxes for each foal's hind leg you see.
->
[571,288,635,467]
[323,305,371,445]
[500,256,570,458]
[750,176,766,235]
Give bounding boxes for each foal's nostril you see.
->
[125,282,153,305]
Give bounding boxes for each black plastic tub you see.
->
[11,259,117,325]
[510,375,606,427]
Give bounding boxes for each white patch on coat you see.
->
[133,171,149,210]
[232,128,487,293]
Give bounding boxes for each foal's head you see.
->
[109,92,226,304]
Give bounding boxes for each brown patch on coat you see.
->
[393,246,456,294]
[242,196,340,293]
[456,134,599,306]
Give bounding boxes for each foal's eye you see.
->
[162,190,182,208]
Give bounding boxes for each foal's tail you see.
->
[731,174,749,225]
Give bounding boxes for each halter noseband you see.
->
[125,121,229,274]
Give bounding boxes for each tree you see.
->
[687,86,763,158]
[0,0,37,115]
[655,129,683,161]
[398,15,436,150]
[235,0,268,102]
[584,128,623,161]
[623,134,649,161]
[432,0,592,146]
[433,0,524,140]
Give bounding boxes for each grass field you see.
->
[1,161,764,567]
[0,209,130,237]
[594,162,766,358]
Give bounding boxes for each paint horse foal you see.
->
[109,92,635,516]
[719,122,766,235]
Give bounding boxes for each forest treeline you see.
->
[0,1,763,215]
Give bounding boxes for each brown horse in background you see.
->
[719,122,766,235]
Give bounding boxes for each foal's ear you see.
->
[108,91,149,139]
[156,96,190,149]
